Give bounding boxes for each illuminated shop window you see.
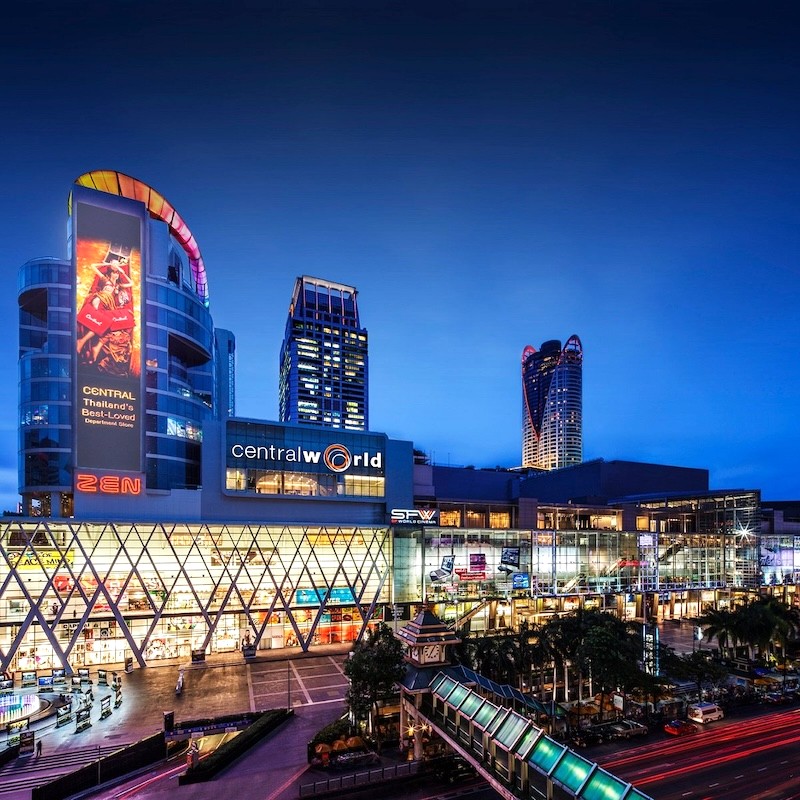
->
[489,511,511,529]
[226,469,246,490]
[283,472,318,496]
[255,472,283,494]
[439,510,461,527]
[342,475,385,497]
[465,510,486,528]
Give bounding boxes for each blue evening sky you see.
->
[1,1,798,510]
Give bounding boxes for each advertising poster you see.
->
[75,202,142,472]
[500,547,521,568]
[512,572,531,590]
[469,553,486,570]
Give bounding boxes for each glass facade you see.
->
[628,490,761,590]
[397,490,761,629]
[0,493,763,673]
[0,520,391,673]
[144,265,215,490]
[279,276,368,431]
[18,258,74,517]
[522,336,583,470]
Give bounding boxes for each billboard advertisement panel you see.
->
[74,201,142,473]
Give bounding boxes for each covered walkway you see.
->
[406,671,653,800]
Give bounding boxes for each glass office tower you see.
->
[278,276,368,430]
[521,336,583,470]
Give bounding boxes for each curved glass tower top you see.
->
[73,170,209,306]
[521,335,583,470]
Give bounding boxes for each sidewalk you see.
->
[2,647,353,800]
[9,644,353,755]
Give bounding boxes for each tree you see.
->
[343,624,406,748]
[664,650,727,702]
[578,624,639,721]
[699,607,738,659]
[456,630,518,685]
[765,598,800,670]
[734,598,776,661]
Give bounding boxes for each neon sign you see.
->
[75,473,142,495]
[390,509,438,525]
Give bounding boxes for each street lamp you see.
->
[405,720,431,761]
[405,721,431,738]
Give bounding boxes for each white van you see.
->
[687,702,724,723]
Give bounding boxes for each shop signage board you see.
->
[19,732,35,756]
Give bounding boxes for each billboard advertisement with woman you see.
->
[74,200,143,473]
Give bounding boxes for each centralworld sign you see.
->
[229,442,383,473]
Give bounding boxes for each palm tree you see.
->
[759,598,800,690]
[526,627,552,699]
[458,630,518,685]
[699,607,738,659]
[733,598,781,662]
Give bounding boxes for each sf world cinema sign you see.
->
[390,509,439,525]
[229,443,382,473]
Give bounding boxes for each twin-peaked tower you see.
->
[521,336,583,471]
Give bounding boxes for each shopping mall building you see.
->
[2,171,788,676]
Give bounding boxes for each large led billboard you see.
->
[74,201,143,473]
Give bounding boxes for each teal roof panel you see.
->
[552,750,593,793]
[528,735,566,774]
[580,769,630,800]
[493,711,530,749]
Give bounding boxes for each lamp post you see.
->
[405,720,431,761]
[286,659,291,709]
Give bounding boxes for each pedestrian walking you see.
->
[36,739,42,757]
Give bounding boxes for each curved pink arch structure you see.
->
[74,170,209,306]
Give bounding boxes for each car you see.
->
[608,720,649,739]
[570,729,604,747]
[663,720,698,736]
[687,702,725,723]
[590,722,627,742]
[762,691,791,705]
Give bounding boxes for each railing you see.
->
[298,761,421,797]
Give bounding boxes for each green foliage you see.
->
[343,623,406,731]
[179,708,292,785]
[699,597,800,661]
[309,717,351,748]
[664,650,727,701]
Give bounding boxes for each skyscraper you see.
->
[279,276,368,430]
[18,170,220,517]
[521,336,583,470]
[214,328,236,419]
